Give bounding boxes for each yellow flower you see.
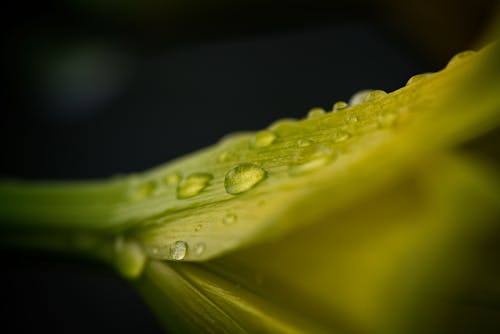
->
[1,37,500,334]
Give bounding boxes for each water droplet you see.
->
[195,224,203,232]
[289,157,330,175]
[223,213,237,225]
[307,107,326,119]
[177,173,213,199]
[171,240,188,260]
[363,90,387,102]
[447,50,476,67]
[378,112,399,128]
[164,172,181,185]
[297,139,313,147]
[218,151,230,162]
[114,236,146,279]
[346,115,359,123]
[289,146,332,175]
[224,163,267,195]
[249,130,277,148]
[332,131,350,143]
[129,180,156,201]
[268,118,297,132]
[405,73,434,86]
[194,243,206,256]
[349,89,372,106]
[332,101,348,112]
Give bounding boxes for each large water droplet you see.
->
[224,163,267,195]
[177,173,212,199]
[363,90,387,102]
[114,236,146,279]
[171,240,188,260]
[223,213,237,225]
[332,101,348,112]
[307,107,326,119]
[249,130,277,148]
[349,89,372,106]
[447,50,476,67]
[406,73,434,86]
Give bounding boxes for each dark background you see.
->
[1,1,495,333]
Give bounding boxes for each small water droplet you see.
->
[346,115,359,123]
[405,73,434,86]
[164,172,181,185]
[332,101,348,112]
[297,139,313,147]
[194,243,206,256]
[268,118,298,132]
[129,180,156,201]
[224,163,267,195]
[289,146,332,175]
[171,240,188,260]
[363,90,387,102]
[447,50,476,67]
[249,130,277,148]
[349,89,372,106]
[223,213,237,225]
[218,151,230,162]
[177,173,213,199]
[378,112,398,128]
[332,131,350,143]
[307,107,326,119]
[289,157,329,175]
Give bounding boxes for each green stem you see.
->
[0,177,128,232]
